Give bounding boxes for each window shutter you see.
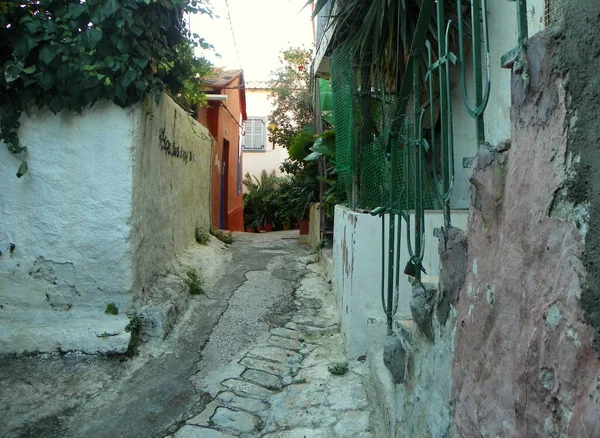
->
[243,119,265,150]
[242,120,253,149]
[253,120,264,149]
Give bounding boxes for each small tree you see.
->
[268,47,313,149]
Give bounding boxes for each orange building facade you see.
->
[197,70,247,231]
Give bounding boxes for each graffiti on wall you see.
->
[159,128,195,164]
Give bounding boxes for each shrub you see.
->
[105,303,119,315]
[210,227,233,244]
[328,361,349,376]
[185,269,204,295]
[195,228,210,245]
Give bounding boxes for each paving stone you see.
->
[241,368,282,390]
[211,407,259,434]
[282,376,293,386]
[292,314,337,328]
[186,400,222,427]
[285,322,299,330]
[269,404,338,430]
[174,425,236,438]
[333,410,371,436]
[216,391,270,415]
[268,335,303,351]
[299,344,317,355]
[240,356,285,375]
[302,325,339,337]
[297,365,332,382]
[221,378,275,398]
[270,327,305,341]
[247,345,302,363]
[262,428,335,438]
[297,297,323,309]
[280,382,328,408]
[326,379,369,410]
[296,307,319,317]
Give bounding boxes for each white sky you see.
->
[189,0,315,81]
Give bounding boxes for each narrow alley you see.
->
[0,231,379,438]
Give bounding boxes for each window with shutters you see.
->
[242,118,266,151]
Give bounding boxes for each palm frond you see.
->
[313,0,472,92]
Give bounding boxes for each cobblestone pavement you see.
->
[169,259,376,438]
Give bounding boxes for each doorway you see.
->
[219,140,230,229]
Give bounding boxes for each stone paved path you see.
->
[169,260,376,437]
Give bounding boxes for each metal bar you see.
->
[314,77,326,241]
[501,0,528,69]
[457,0,492,121]
[387,129,399,334]
[517,0,528,47]
[438,0,450,217]
[394,202,402,315]
[380,213,387,318]
[443,23,455,229]
[413,58,422,284]
[471,0,485,144]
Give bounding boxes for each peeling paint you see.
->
[485,285,495,309]
[566,326,582,347]
[472,259,478,277]
[545,304,561,330]
[539,367,554,390]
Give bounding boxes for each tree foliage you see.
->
[1,0,213,176]
[268,47,313,149]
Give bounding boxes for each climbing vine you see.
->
[0,0,213,177]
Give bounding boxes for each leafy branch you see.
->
[0,0,214,177]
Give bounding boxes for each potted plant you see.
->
[243,170,279,233]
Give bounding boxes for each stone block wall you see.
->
[451,16,600,436]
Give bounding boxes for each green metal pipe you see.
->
[456,0,491,121]
[437,0,450,211]
[413,58,422,284]
[443,22,456,229]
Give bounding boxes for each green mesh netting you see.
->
[329,44,355,202]
[329,44,439,211]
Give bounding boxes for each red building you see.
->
[197,69,247,231]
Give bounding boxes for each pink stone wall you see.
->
[451,33,600,437]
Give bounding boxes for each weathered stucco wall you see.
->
[0,93,213,354]
[556,0,600,357]
[451,27,600,436]
[131,94,213,295]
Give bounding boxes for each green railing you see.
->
[372,0,493,334]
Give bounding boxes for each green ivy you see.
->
[1,0,213,177]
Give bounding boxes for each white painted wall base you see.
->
[332,205,467,360]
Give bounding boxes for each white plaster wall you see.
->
[243,89,289,179]
[243,147,288,180]
[0,102,136,312]
[332,205,467,360]
[131,94,213,294]
[0,102,136,353]
[0,93,213,353]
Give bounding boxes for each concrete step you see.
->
[0,311,131,355]
[368,345,397,438]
